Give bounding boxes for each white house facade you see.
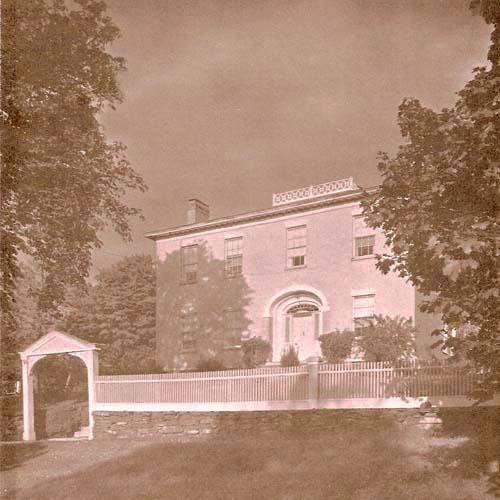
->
[147,178,439,370]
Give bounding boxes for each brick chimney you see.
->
[187,199,210,224]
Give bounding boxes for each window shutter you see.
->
[285,315,291,342]
[313,312,320,339]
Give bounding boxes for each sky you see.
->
[94,0,492,274]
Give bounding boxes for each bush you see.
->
[241,337,271,368]
[319,330,355,363]
[194,357,226,372]
[356,315,417,362]
[280,345,300,367]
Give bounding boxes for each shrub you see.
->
[280,345,300,367]
[194,357,226,372]
[319,330,355,363]
[241,337,271,368]
[356,315,417,362]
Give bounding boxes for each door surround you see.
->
[267,287,328,362]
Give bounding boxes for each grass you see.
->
[1,424,498,500]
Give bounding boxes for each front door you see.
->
[291,311,320,360]
[292,312,314,359]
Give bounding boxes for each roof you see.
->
[145,185,377,241]
[19,330,98,359]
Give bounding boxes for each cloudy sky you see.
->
[95,0,492,273]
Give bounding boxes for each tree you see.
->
[155,244,252,371]
[355,316,417,363]
[59,255,156,374]
[0,263,50,392]
[361,1,500,395]
[319,330,354,363]
[241,337,271,368]
[280,346,300,367]
[0,0,146,323]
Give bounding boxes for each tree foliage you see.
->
[194,357,227,372]
[280,345,300,367]
[0,263,54,392]
[361,1,500,394]
[319,330,354,363]
[1,0,146,320]
[59,255,156,374]
[355,316,417,363]
[155,244,252,371]
[241,337,271,368]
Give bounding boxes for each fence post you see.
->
[307,356,321,409]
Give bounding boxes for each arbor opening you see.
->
[32,354,89,439]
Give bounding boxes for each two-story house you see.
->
[146,178,440,370]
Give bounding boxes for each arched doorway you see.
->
[267,287,328,363]
[32,354,88,439]
[19,331,99,441]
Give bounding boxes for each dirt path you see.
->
[1,429,497,500]
[0,439,153,498]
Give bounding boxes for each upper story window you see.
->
[181,244,198,284]
[180,312,198,352]
[287,225,307,268]
[225,237,243,277]
[355,235,375,257]
[353,216,375,258]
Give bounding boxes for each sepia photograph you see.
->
[1,0,499,499]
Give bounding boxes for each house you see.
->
[146,178,440,370]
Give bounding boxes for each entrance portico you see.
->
[19,331,99,441]
[265,286,329,363]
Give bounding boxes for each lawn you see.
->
[1,424,498,500]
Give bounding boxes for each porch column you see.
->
[87,350,99,439]
[21,357,36,441]
[76,349,99,440]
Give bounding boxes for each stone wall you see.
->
[93,408,427,440]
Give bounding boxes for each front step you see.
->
[73,426,89,439]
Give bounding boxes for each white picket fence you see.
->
[96,365,309,404]
[94,360,493,411]
[318,361,475,399]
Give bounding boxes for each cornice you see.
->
[145,186,377,241]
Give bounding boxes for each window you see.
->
[287,226,307,268]
[181,245,198,283]
[180,312,197,352]
[353,216,375,257]
[354,235,375,257]
[351,294,375,360]
[352,294,375,333]
[225,237,243,277]
[223,309,243,347]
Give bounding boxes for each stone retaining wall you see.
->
[93,408,428,440]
